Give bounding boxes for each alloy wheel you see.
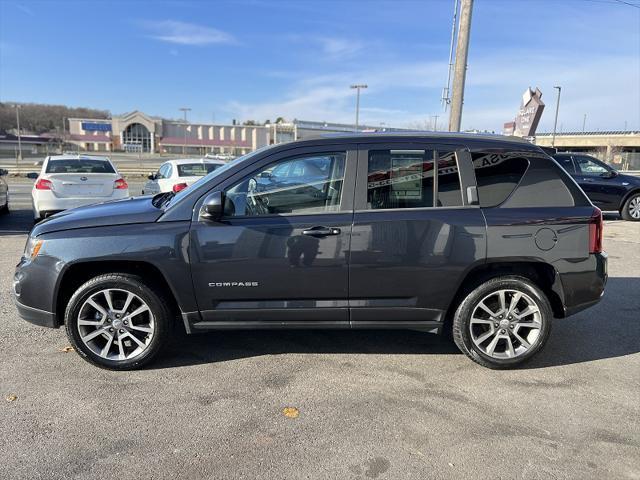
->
[469,289,542,359]
[76,289,155,361]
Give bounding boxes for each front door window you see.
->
[224,152,346,216]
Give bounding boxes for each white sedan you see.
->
[142,158,226,195]
[32,155,129,221]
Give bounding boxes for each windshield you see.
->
[164,145,274,209]
[177,163,222,177]
[46,159,115,174]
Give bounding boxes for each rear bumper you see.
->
[33,191,128,217]
[556,252,608,318]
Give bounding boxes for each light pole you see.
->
[179,107,191,155]
[14,104,23,163]
[432,114,439,131]
[551,86,561,148]
[350,84,367,132]
[448,0,474,132]
[582,113,587,133]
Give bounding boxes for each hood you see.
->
[32,195,163,236]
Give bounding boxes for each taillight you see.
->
[589,207,603,254]
[114,178,128,190]
[35,178,52,190]
[172,183,188,193]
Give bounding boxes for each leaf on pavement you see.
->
[59,346,74,353]
[282,406,299,418]
[6,394,18,402]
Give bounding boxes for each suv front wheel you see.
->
[65,273,171,370]
[453,276,552,369]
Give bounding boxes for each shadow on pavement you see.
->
[153,278,639,370]
[156,329,461,369]
[0,208,33,235]
[525,277,640,369]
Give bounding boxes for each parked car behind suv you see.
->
[31,154,129,221]
[14,134,607,370]
[552,152,640,221]
[0,168,9,214]
[142,158,226,195]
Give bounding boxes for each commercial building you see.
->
[66,111,414,156]
[67,111,270,156]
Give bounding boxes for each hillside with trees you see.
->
[0,102,110,134]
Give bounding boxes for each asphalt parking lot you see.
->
[0,178,639,479]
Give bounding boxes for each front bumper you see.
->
[14,255,60,328]
[14,298,57,328]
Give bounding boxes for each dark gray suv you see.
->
[13,134,607,370]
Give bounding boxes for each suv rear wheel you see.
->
[452,276,552,369]
[65,273,171,370]
[621,192,640,221]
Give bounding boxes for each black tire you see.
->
[0,203,8,214]
[452,275,552,369]
[65,273,172,370]
[620,192,640,221]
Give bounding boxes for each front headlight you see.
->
[24,237,44,260]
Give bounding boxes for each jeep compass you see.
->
[14,134,608,370]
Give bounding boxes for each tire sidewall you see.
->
[622,193,640,221]
[455,276,552,368]
[65,275,169,370]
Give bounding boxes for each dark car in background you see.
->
[0,168,8,214]
[552,152,640,221]
[13,134,607,370]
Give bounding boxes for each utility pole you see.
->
[551,86,562,148]
[448,0,473,132]
[350,84,368,132]
[14,104,23,163]
[582,113,587,133]
[432,115,439,131]
[179,107,191,155]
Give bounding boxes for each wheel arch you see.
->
[54,260,183,326]
[443,260,565,335]
[619,187,640,213]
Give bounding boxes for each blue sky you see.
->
[1,0,639,132]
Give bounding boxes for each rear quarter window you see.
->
[472,153,529,207]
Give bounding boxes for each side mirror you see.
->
[601,170,617,179]
[200,191,224,221]
[148,173,157,180]
[26,172,38,179]
[0,169,7,176]
[260,172,272,179]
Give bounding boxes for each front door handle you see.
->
[302,226,341,237]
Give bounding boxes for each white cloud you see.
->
[140,20,236,46]
[317,37,364,59]
[226,50,640,132]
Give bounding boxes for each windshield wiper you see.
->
[151,192,175,208]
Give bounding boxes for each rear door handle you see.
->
[302,226,341,237]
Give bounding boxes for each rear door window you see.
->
[553,155,576,174]
[472,153,529,207]
[366,148,463,210]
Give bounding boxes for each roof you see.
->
[316,131,531,143]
